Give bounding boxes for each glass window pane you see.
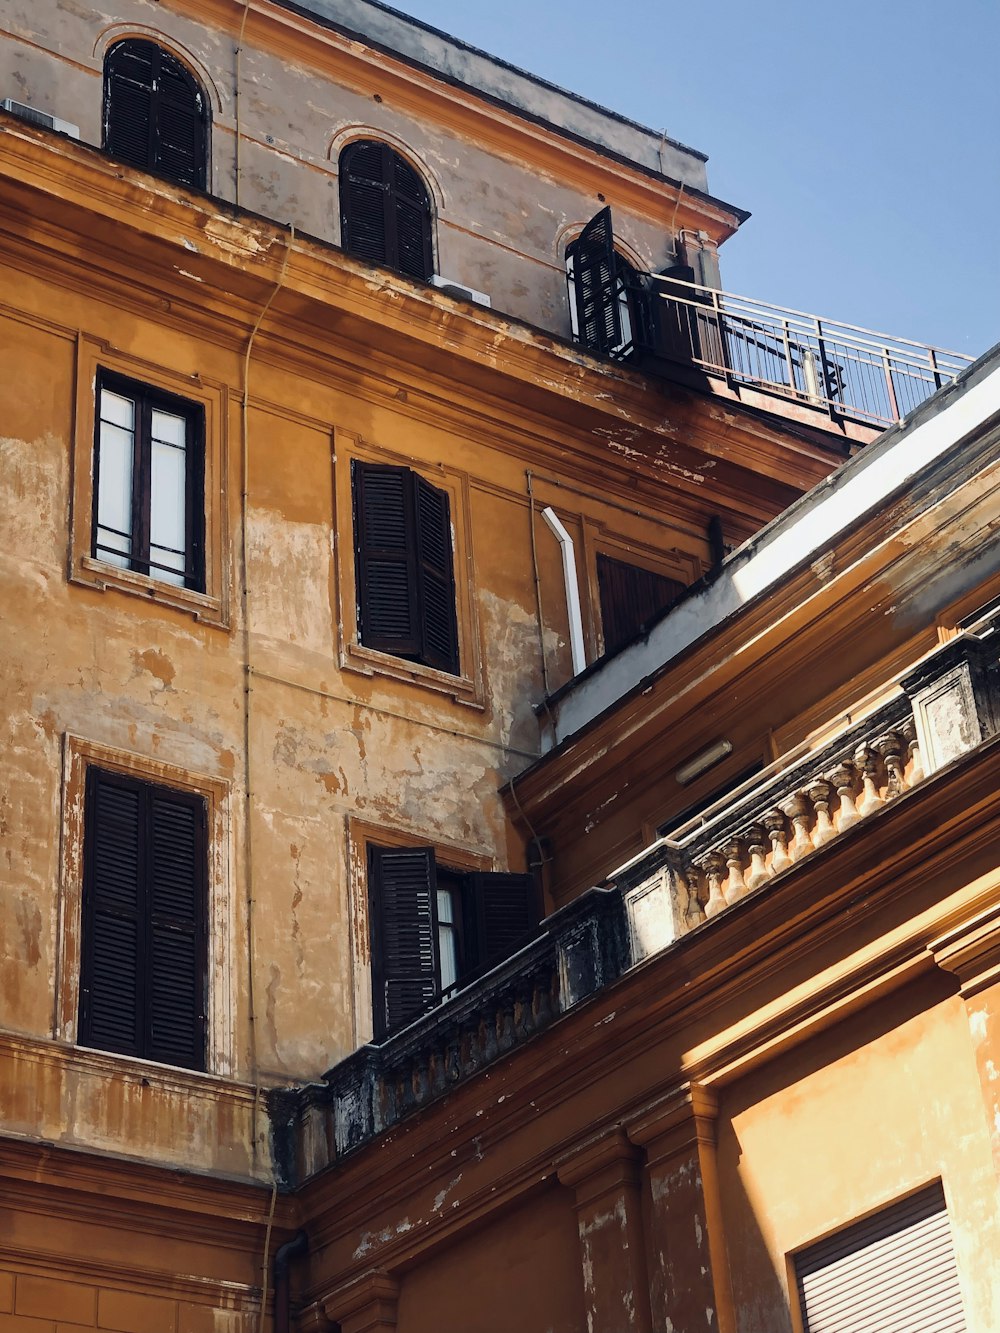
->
[437,888,458,993]
[96,413,134,568]
[100,390,135,432]
[150,428,187,585]
[151,408,186,449]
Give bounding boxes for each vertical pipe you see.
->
[540,507,586,677]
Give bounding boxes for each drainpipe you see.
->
[541,507,587,677]
[273,1230,308,1333]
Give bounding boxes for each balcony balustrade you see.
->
[649,275,972,430]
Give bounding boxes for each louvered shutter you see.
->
[413,473,459,674]
[147,787,207,1069]
[104,42,155,173]
[154,49,206,189]
[369,845,440,1039]
[341,141,390,266]
[465,873,540,974]
[353,461,421,658]
[392,155,433,281]
[80,768,144,1056]
[597,554,685,656]
[569,207,621,357]
[796,1182,967,1333]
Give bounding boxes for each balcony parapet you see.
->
[617,630,1000,963]
[273,888,628,1184]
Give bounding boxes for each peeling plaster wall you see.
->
[0,185,716,1171]
[0,0,718,335]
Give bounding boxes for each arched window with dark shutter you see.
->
[104,39,208,190]
[566,207,653,362]
[339,140,434,281]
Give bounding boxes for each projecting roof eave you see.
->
[271,0,750,228]
[521,337,1000,767]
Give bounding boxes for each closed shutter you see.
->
[104,42,155,173]
[369,845,441,1039]
[796,1182,967,1333]
[353,461,421,658]
[104,41,206,189]
[413,473,459,674]
[79,768,207,1071]
[569,206,621,357]
[340,140,433,280]
[597,553,685,656]
[80,768,144,1056]
[465,872,539,974]
[147,788,207,1069]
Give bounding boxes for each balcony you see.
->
[649,274,973,432]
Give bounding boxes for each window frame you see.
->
[103,38,210,191]
[92,369,205,593]
[69,336,229,627]
[333,431,483,707]
[57,735,234,1077]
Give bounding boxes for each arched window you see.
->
[104,40,208,190]
[566,207,652,362]
[339,140,434,282]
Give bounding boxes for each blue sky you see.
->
[383,0,999,359]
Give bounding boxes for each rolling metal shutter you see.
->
[796,1182,967,1333]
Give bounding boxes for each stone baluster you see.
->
[724,839,748,905]
[876,729,908,799]
[855,743,885,817]
[763,811,792,875]
[745,825,772,891]
[829,761,861,831]
[685,867,707,929]
[806,779,837,848]
[780,792,815,861]
[701,851,728,918]
[900,716,924,786]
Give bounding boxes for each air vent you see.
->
[430,274,492,308]
[1,98,80,139]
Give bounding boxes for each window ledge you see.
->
[343,640,484,709]
[75,557,228,628]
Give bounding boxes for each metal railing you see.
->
[650,275,973,428]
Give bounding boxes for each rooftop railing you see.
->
[650,275,973,429]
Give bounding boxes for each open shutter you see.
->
[80,768,143,1056]
[353,461,421,658]
[147,787,207,1069]
[154,49,206,189]
[104,42,155,173]
[796,1182,967,1333]
[465,872,540,974]
[413,473,459,674]
[569,206,621,357]
[597,554,685,656]
[369,845,440,1039]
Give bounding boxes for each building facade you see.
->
[1,1,997,1331]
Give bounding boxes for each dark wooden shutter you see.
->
[369,845,440,1039]
[104,42,156,173]
[392,154,433,281]
[147,787,207,1069]
[597,553,685,656]
[341,141,433,280]
[79,768,206,1070]
[104,41,206,189]
[569,207,621,357]
[796,1182,967,1333]
[465,872,540,974]
[353,461,421,658]
[80,768,144,1056]
[413,473,459,674]
[154,49,206,189]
